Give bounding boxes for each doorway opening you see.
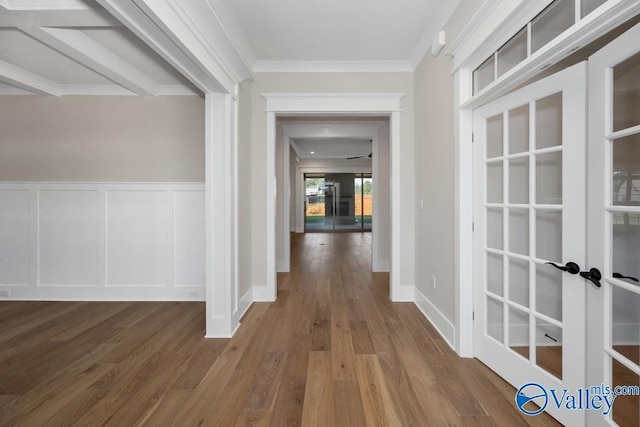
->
[304,173,372,232]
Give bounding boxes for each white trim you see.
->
[252,285,275,302]
[263,93,405,302]
[230,288,253,329]
[0,84,199,96]
[0,60,61,96]
[0,0,89,10]
[445,0,503,57]
[0,181,205,301]
[97,0,227,94]
[264,111,278,302]
[454,68,474,357]
[253,60,413,73]
[205,93,240,337]
[414,287,456,350]
[408,0,460,67]
[458,0,640,109]
[263,93,403,113]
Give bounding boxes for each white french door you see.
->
[587,21,640,427]
[473,63,587,426]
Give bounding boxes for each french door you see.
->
[587,21,640,427]
[473,63,587,426]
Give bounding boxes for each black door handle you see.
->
[613,272,639,282]
[580,268,602,288]
[546,262,581,275]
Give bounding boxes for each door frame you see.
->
[260,93,408,303]
[451,0,640,358]
[280,121,385,272]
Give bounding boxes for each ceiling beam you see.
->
[97,0,224,94]
[0,3,122,27]
[0,59,61,96]
[18,25,160,96]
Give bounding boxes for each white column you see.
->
[205,93,239,337]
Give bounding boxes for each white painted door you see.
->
[473,63,587,426]
[587,21,640,427]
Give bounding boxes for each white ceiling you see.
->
[0,0,459,95]
[229,0,458,70]
[292,138,372,159]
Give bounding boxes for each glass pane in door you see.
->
[612,135,640,206]
[613,50,640,132]
[611,358,639,427]
[305,175,326,231]
[611,285,640,365]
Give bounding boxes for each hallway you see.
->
[0,233,559,425]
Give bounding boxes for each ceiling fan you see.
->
[346,152,372,160]
[346,139,372,160]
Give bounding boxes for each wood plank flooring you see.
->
[0,232,562,426]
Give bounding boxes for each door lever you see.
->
[613,272,639,282]
[580,268,602,288]
[546,261,580,275]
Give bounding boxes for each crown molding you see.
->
[409,0,461,67]
[253,60,413,73]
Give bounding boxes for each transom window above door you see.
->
[473,0,609,94]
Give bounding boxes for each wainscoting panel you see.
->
[0,190,30,286]
[106,190,167,287]
[174,191,206,287]
[0,183,205,301]
[38,190,99,286]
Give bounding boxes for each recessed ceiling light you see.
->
[310,151,315,154]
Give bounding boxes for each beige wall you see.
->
[0,96,204,182]
[413,0,484,323]
[245,72,415,291]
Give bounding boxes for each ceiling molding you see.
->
[445,0,502,57]
[0,0,90,10]
[253,60,413,73]
[158,0,252,85]
[408,0,461,67]
[97,0,223,94]
[0,59,61,96]
[22,25,160,96]
[102,0,249,94]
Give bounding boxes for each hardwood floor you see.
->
[0,232,562,426]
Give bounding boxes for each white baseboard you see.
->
[414,287,456,350]
[233,288,253,325]
[372,260,389,272]
[0,286,205,301]
[205,316,237,338]
[252,284,276,302]
[276,261,290,273]
[391,284,414,302]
